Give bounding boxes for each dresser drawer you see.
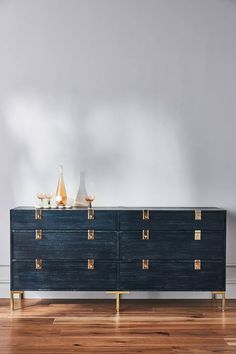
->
[119,260,225,291]
[119,210,226,231]
[12,231,117,260]
[119,231,225,260]
[12,260,117,291]
[11,209,118,230]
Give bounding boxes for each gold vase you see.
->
[56,165,67,206]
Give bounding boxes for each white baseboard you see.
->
[1,265,236,299]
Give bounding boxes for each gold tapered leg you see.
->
[10,291,14,312]
[211,291,226,312]
[106,291,129,312]
[116,293,120,313]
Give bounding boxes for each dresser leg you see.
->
[106,291,129,312]
[10,291,14,312]
[211,291,226,312]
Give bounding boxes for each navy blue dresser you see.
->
[10,207,226,311]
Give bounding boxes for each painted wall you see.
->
[0,0,236,297]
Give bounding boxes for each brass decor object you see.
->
[35,229,42,240]
[10,291,24,311]
[195,209,202,221]
[142,229,150,240]
[143,210,150,220]
[106,291,130,312]
[194,259,201,270]
[35,259,43,270]
[88,230,95,240]
[194,230,201,241]
[211,291,226,312]
[142,259,150,270]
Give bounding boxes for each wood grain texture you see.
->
[0,299,236,354]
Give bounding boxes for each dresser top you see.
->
[11,206,226,211]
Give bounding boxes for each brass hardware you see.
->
[35,209,42,220]
[88,259,94,270]
[195,209,202,221]
[106,291,129,312]
[88,208,95,220]
[35,229,42,240]
[35,259,43,270]
[142,259,150,270]
[10,291,24,311]
[143,210,150,220]
[142,230,150,240]
[211,291,226,312]
[88,229,95,240]
[194,259,201,270]
[194,230,201,241]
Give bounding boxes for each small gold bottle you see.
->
[56,165,67,207]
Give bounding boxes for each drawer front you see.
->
[119,260,225,291]
[119,210,226,231]
[12,260,117,291]
[119,231,225,260]
[12,231,117,260]
[11,209,118,230]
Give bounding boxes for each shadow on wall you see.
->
[2,92,194,207]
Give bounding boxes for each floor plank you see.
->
[0,299,236,354]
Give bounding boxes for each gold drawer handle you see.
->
[35,209,42,220]
[35,259,43,270]
[35,229,42,240]
[88,259,94,270]
[195,209,202,221]
[194,230,201,241]
[194,259,201,270]
[142,259,149,270]
[88,230,95,240]
[88,208,95,220]
[143,210,150,220]
[142,230,150,240]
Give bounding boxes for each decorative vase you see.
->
[55,165,67,207]
[75,172,89,207]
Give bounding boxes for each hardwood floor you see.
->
[0,298,236,353]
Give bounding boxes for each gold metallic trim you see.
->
[211,291,226,312]
[88,229,95,240]
[35,229,42,240]
[143,210,150,220]
[35,259,43,270]
[195,209,202,221]
[106,291,129,312]
[142,229,150,240]
[194,230,201,241]
[10,291,24,311]
[35,209,42,220]
[88,259,94,270]
[194,259,201,270]
[142,259,150,270]
[88,208,95,220]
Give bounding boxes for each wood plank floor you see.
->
[0,299,236,353]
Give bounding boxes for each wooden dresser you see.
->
[10,207,226,311]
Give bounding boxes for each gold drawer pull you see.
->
[88,208,95,220]
[35,229,42,240]
[88,230,95,240]
[142,230,150,240]
[88,259,94,270]
[195,209,202,221]
[35,259,43,270]
[194,259,201,270]
[194,230,201,241]
[143,210,150,220]
[142,259,149,270]
[35,209,42,220]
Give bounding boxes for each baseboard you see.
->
[1,265,236,299]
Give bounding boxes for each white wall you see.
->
[0,0,236,298]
